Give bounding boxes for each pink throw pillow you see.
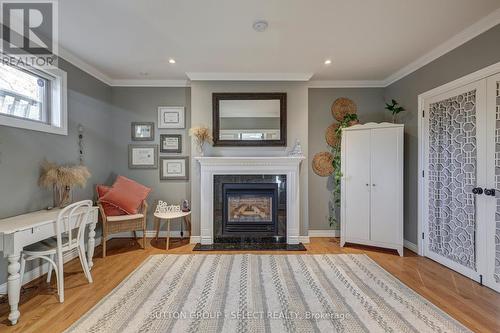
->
[96,185,127,216]
[99,176,151,214]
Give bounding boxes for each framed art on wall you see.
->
[160,134,182,153]
[158,106,185,129]
[160,156,189,180]
[128,144,158,169]
[131,122,155,141]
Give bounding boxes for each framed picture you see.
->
[158,106,185,129]
[160,134,182,153]
[160,156,189,180]
[128,144,158,169]
[131,122,154,141]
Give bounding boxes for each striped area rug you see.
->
[66,254,470,333]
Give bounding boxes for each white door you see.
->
[485,73,500,292]
[370,128,401,245]
[343,130,371,241]
[423,80,487,283]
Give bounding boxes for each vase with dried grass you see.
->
[39,160,91,208]
[189,126,213,156]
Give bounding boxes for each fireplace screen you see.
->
[227,194,273,223]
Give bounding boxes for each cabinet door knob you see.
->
[372,184,376,187]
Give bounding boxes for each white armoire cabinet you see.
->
[340,122,404,256]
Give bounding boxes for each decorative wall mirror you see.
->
[212,92,287,146]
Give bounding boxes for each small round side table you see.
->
[153,211,191,250]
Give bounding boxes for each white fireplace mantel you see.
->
[195,156,305,245]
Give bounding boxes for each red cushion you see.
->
[99,176,151,214]
[96,185,127,216]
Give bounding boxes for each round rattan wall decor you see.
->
[312,151,334,177]
[331,97,357,121]
[325,123,340,147]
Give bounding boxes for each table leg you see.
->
[184,215,192,240]
[87,221,96,270]
[166,220,170,250]
[155,217,160,241]
[7,253,21,325]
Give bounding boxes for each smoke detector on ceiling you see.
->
[253,20,268,32]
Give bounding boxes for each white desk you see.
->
[0,207,98,325]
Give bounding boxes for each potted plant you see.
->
[39,160,91,208]
[385,99,405,123]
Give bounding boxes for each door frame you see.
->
[418,61,500,259]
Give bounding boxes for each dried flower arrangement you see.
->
[189,126,213,156]
[39,160,91,208]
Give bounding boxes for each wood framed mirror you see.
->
[212,92,287,146]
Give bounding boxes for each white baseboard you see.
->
[111,230,189,238]
[308,229,340,237]
[298,236,310,244]
[0,237,102,295]
[404,239,418,254]
[190,236,201,244]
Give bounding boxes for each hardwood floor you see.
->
[0,237,498,332]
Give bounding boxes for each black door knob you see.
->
[484,188,496,196]
[472,187,483,195]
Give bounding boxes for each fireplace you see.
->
[214,175,286,243]
[223,183,278,235]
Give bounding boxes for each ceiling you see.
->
[58,0,500,85]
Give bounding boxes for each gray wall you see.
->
[190,81,309,236]
[308,88,387,230]
[385,24,500,244]
[110,87,191,230]
[0,58,113,283]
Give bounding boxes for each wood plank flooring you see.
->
[0,237,498,332]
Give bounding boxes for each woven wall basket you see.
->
[312,152,334,177]
[325,123,340,147]
[331,97,357,121]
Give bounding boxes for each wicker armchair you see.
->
[97,200,148,257]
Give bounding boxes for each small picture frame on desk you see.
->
[131,122,155,141]
[129,144,158,169]
[160,156,189,180]
[160,134,182,153]
[158,106,185,129]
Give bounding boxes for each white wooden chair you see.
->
[19,200,94,303]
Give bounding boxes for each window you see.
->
[0,62,67,135]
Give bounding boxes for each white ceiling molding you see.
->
[383,7,500,87]
[57,46,113,85]
[308,80,385,88]
[109,79,191,87]
[186,72,314,81]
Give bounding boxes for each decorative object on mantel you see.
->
[39,160,91,208]
[312,151,334,176]
[331,97,357,121]
[189,126,213,156]
[287,139,304,157]
[385,98,406,123]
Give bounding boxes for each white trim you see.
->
[298,236,310,244]
[403,239,418,254]
[110,230,189,238]
[110,79,190,87]
[417,60,500,257]
[308,80,385,88]
[190,236,201,244]
[58,46,113,85]
[186,72,314,81]
[0,237,102,295]
[384,8,500,86]
[308,229,340,237]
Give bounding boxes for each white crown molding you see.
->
[186,72,314,81]
[57,46,113,85]
[383,7,500,87]
[109,79,191,87]
[308,80,385,88]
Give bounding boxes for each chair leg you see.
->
[19,255,26,287]
[47,254,54,283]
[78,244,93,283]
[134,230,138,241]
[56,252,64,303]
[102,227,107,258]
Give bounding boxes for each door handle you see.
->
[472,187,483,195]
[484,188,496,196]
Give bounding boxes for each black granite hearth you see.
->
[192,242,306,251]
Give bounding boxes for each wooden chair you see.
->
[98,200,148,257]
[20,200,94,303]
